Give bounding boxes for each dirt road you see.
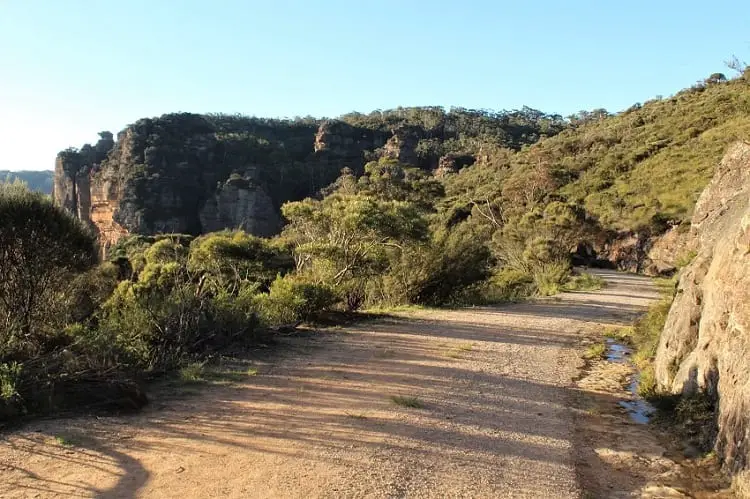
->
[0,270,659,498]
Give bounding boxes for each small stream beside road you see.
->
[605,338,655,424]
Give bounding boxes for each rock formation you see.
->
[54,132,114,223]
[653,141,750,490]
[54,113,449,254]
[53,109,560,256]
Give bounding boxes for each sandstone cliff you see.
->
[54,113,445,253]
[653,141,750,490]
[55,109,569,254]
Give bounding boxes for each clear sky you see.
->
[1,1,749,171]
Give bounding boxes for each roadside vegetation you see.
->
[2,67,748,423]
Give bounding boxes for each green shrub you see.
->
[378,224,492,307]
[188,231,293,291]
[0,362,21,400]
[0,184,97,356]
[97,270,207,371]
[487,268,536,301]
[532,260,571,296]
[563,271,605,291]
[179,362,206,382]
[206,284,263,343]
[253,275,337,325]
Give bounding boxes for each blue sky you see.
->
[1,1,748,171]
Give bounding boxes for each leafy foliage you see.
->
[448,75,750,232]
[9,70,749,422]
[0,183,97,356]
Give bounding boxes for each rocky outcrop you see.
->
[574,226,693,275]
[199,171,280,236]
[314,120,387,160]
[381,125,421,165]
[653,142,750,489]
[55,112,512,254]
[55,114,437,254]
[54,132,114,223]
[644,225,694,275]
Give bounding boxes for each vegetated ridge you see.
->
[0,170,53,194]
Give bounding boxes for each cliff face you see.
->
[54,113,447,253]
[653,142,750,489]
[54,132,114,223]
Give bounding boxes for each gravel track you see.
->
[0,269,658,498]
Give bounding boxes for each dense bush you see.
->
[0,188,333,421]
[447,75,750,233]
[0,183,97,357]
[282,161,494,308]
[253,275,337,325]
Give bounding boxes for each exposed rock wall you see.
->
[54,132,113,224]
[645,225,694,275]
[55,114,440,254]
[574,226,694,275]
[653,142,750,489]
[199,171,280,236]
[54,112,532,256]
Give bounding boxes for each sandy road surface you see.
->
[0,270,658,498]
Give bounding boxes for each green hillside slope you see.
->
[446,74,750,233]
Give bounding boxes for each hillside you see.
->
[446,73,750,233]
[0,170,54,194]
[52,72,750,272]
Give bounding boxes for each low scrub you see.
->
[533,261,571,296]
[253,275,337,325]
[631,297,673,397]
[0,185,339,422]
[563,271,605,291]
[390,395,424,408]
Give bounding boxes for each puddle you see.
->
[606,340,655,424]
[605,338,630,363]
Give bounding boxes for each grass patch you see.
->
[205,366,258,382]
[626,296,672,398]
[345,412,368,420]
[631,298,672,369]
[178,362,206,382]
[608,280,673,397]
[563,272,605,292]
[390,395,424,409]
[603,325,633,343]
[54,435,77,447]
[366,304,430,314]
[583,342,606,360]
[653,276,678,295]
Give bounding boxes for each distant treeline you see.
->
[0,170,54,195]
